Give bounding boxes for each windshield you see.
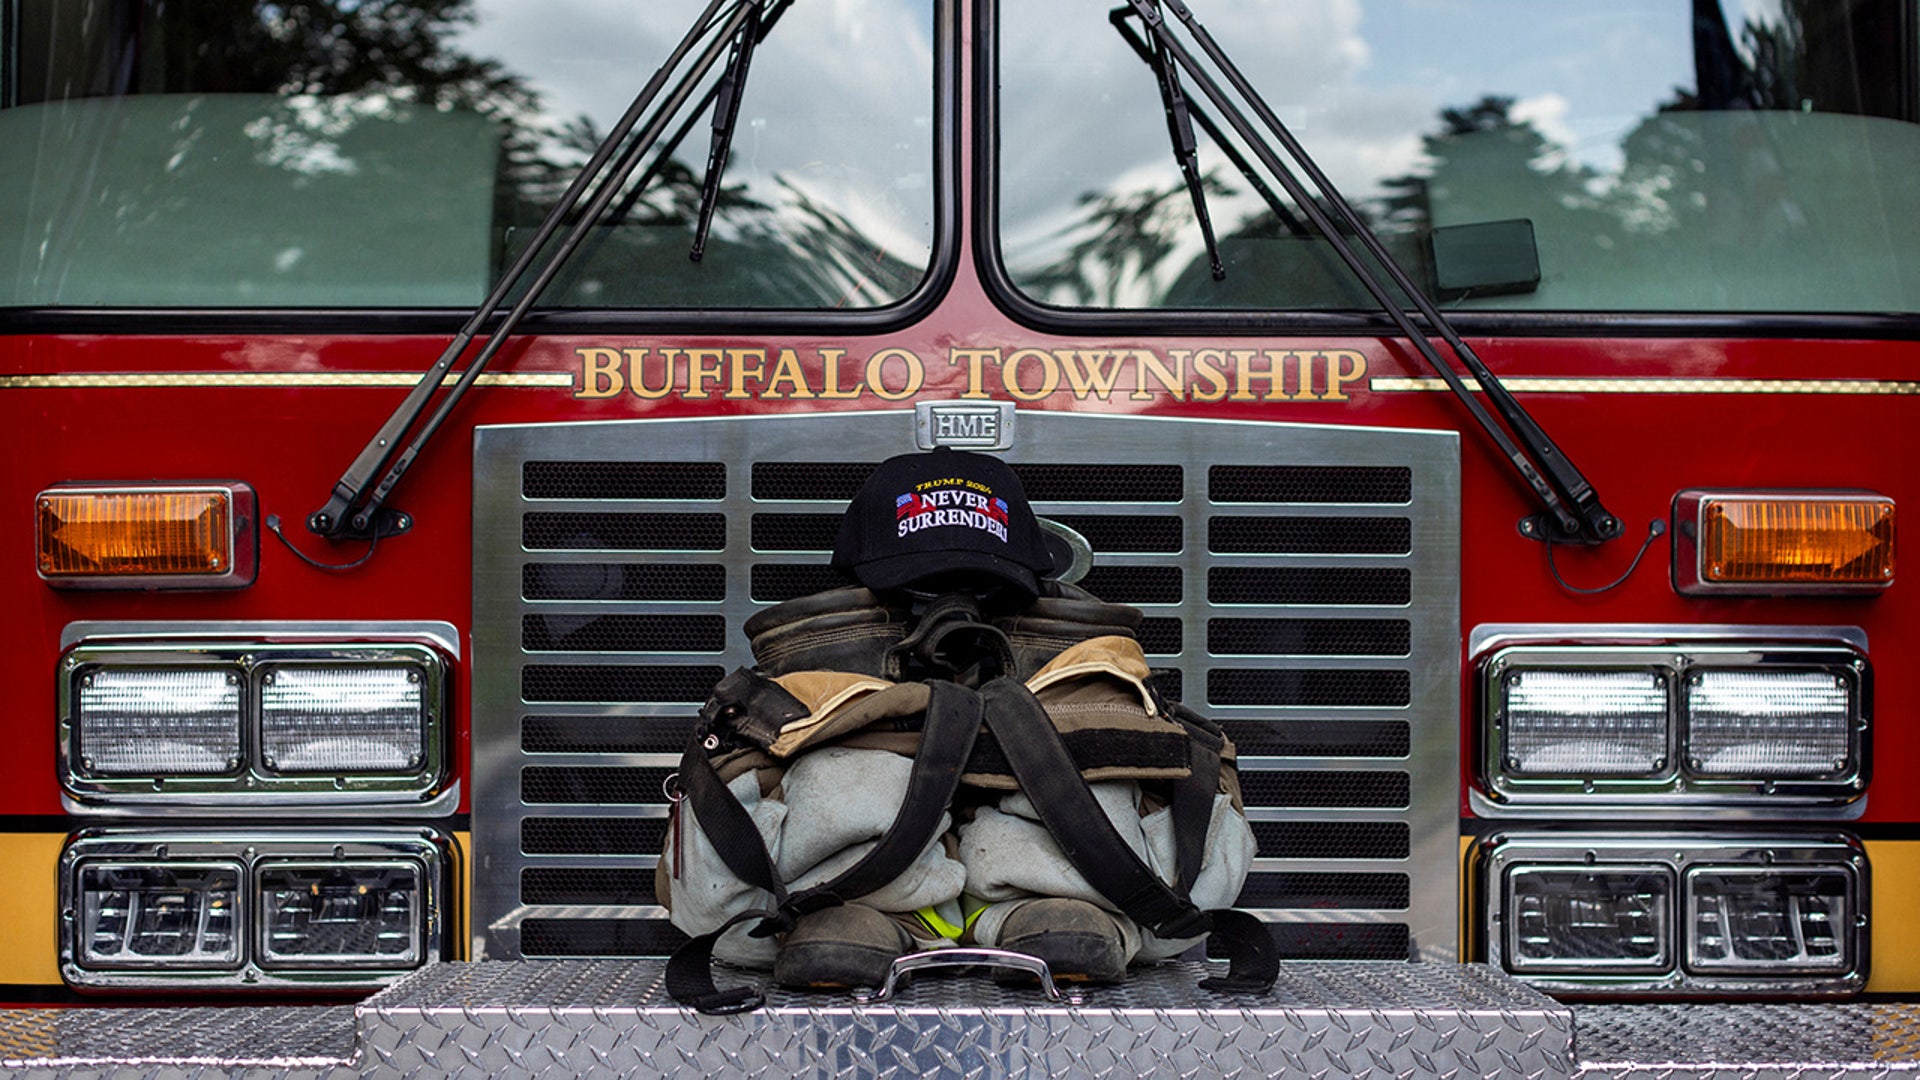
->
[0,0,936,311]
[993,0,1920,317]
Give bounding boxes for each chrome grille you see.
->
[472,411,1459,962]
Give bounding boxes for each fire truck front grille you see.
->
[472,412,1459,963]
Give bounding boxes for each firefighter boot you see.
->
[773,903,916,990]
[995,897,1129,984]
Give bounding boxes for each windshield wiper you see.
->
[1128,0,1224,280]
[1120,0,1621,545]
[1108,7,1306,240]
[306,0,769,545]
[691,0,787,260]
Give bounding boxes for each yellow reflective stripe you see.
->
[915,906,965,941]
[960,895,995,933]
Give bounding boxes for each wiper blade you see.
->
[306,0,761,544]
[1108,6,1306,238]
[1122,0,1621,545]
[691,0,787,261]
[1129,0,1223,280]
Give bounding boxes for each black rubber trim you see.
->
[968,0,1920,344]
[1457,817,1920,841]
[0,984,88,1005]
[0,816,76,833]
[0,813,472,833]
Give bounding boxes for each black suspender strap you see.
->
[1167,704,1223,893]
[664,908,778,1014]
[667,680,987,1013]
[977,677,1277,994]
[677,737,788,905]
[1192,907,1281,994]
[977,678,1197,933]
[785,680,984,913]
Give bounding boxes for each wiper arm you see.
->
[306,0,760,544]
[691,0,787,261]
[1128,0,1224,280]
[1108,6,1306,239]
[569,0,792,295]
[1123,0,1621,545]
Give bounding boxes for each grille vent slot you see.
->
[523,512,726,551]
[523,562,725,601]
[523,460,726,500]
[474,413,1458,964]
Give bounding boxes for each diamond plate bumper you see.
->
[1,960,1916,1078]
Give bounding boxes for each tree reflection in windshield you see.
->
[3,0,933,310]
[1002,0,1920,316]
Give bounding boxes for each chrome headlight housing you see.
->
[1479,833,1866,998]
[1479,636,1867,809]
[60,829,447,991]
[59,631,449,810]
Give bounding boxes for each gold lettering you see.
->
[1055,350,1125,400]
[725,348,766,400]
[683,348,726,399]
[763,348,815,399]
[1186,349,1230,402]
[629,347,674,400]
[1229,348,1280,401]
[950,348,1000,400]
[1323,349,1367,401]
[1298,350,1326,400]
[865,347,924,401]
[1001,347,1059,401]
[1130,349,1184,401]
[818,348,862,399]
[571,341,1359,407]
[575,347,625,398]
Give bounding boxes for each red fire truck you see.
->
[1,0,1915,1073]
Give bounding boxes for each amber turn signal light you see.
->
[37,484,257,589]
[1673,490,1893,595]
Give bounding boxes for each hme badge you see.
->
[917,401,1015,450]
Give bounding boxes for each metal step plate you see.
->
[11,960,1920,1078]
[359,960,1570,1078]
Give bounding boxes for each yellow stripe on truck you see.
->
[1866,840,1920,993]
[455,830,471,962]
[0,834,65,986]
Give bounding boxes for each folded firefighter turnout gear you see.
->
[657,451,1274,1013]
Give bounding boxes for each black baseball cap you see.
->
[831,449,1069,597]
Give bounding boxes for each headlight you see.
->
[59,634,447,809]
[1480,639,1867,808]
[257,862,423,968]
[259,664,426,774]
[1480,833,1866,998]
[77,863,241,969]
[1503,669,1667,777]
[61,830,445,992]
[1506,865,1672,973]
[76,668,242,776]
[1686,670,1851,778]
[1687,866,1852,974]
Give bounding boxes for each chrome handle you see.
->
[850,947,1085,1005]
